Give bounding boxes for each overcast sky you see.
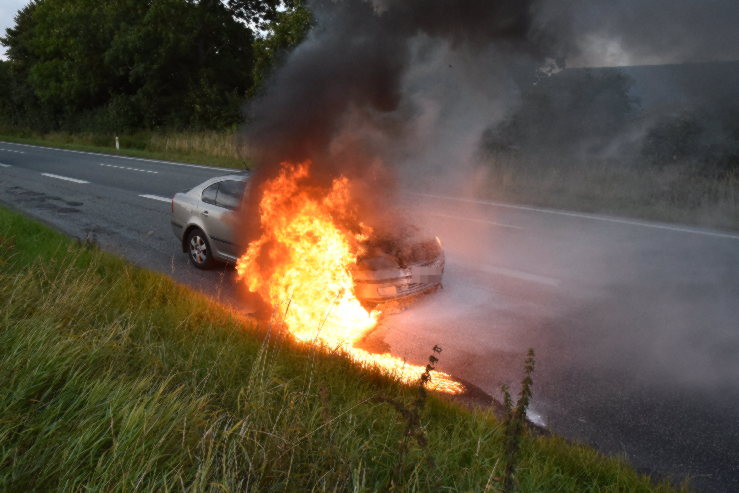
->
[0,0,28,59]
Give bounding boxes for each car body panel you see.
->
[199,200,236,258]
[352,253,445,303]
[171,173,444,302]
[172,174,248,263]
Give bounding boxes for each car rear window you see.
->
[216,180,245,210]
[201,183,219,205]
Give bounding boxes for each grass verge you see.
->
[0,128,248,170]
[483,158,739,232]
[0,206,689,492]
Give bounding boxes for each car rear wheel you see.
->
[186,228,215,269]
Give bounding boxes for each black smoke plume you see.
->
[241,0,544,177]
[236,0,554,256]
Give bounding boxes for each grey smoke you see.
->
[242,0,542,177]
[237,0,739,240]
[237,0,559,253]
[536,0,739,67]
[235,7,739,490]
[242,0,739,182]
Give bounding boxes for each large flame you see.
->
[236,161,462,393]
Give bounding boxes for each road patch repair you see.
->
[4,185,82,214]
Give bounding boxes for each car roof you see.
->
[216,172,250,181]
[188,173,250,194]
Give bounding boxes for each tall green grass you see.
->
[485,158,739,231]
[0,208,689,492]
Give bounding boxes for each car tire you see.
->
[186,228,215,269]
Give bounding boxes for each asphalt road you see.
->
[1,140,738,492]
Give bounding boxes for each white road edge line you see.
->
[0,140,235,172]
[0,163,11,168]
[41,173,89,184]
[411,192,739,241]
[427,212,523,230]
[139,194,171,203]
[0,148,25,154]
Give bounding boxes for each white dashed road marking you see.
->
[99,163,158,174]
[41,173,90,184]
[0,148,25,154]
[0,163,11,168]
[139,194,171,203]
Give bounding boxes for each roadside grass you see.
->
[0,206,690,492]
[484,158,739,231]
[0,128,248,170]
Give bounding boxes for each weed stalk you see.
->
[501,348,536,493]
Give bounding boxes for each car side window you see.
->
[216,180,245,210]
[201,183,219,205]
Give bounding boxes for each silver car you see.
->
[171,174,247,267]
[171,174,444,303]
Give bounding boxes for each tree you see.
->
[249,0,312,95]
[105,0,255,129]
[1,0,258,131]
[3,1,130,122]
[0,60,12,119]
[224,0,281,28]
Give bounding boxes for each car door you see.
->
[213,179,245,257]
[198,182,236,259]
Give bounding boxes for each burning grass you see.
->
[0,206,689,492]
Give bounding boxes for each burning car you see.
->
[352,229,445,304]
[170,173,445,303]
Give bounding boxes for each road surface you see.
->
[1,140,737,492]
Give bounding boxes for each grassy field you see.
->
[0,128,249,170]
[483,158,739,232]
[0,206,690,492]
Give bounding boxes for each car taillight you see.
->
[171,197,174,213]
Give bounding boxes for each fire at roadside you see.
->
[229,0,547,396]
[235,160,463,394]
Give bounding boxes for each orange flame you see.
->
[236,161,462,393]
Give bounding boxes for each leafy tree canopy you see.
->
[0,0,269,131]
[250,0,312,95]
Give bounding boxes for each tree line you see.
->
[0,0,310,133]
